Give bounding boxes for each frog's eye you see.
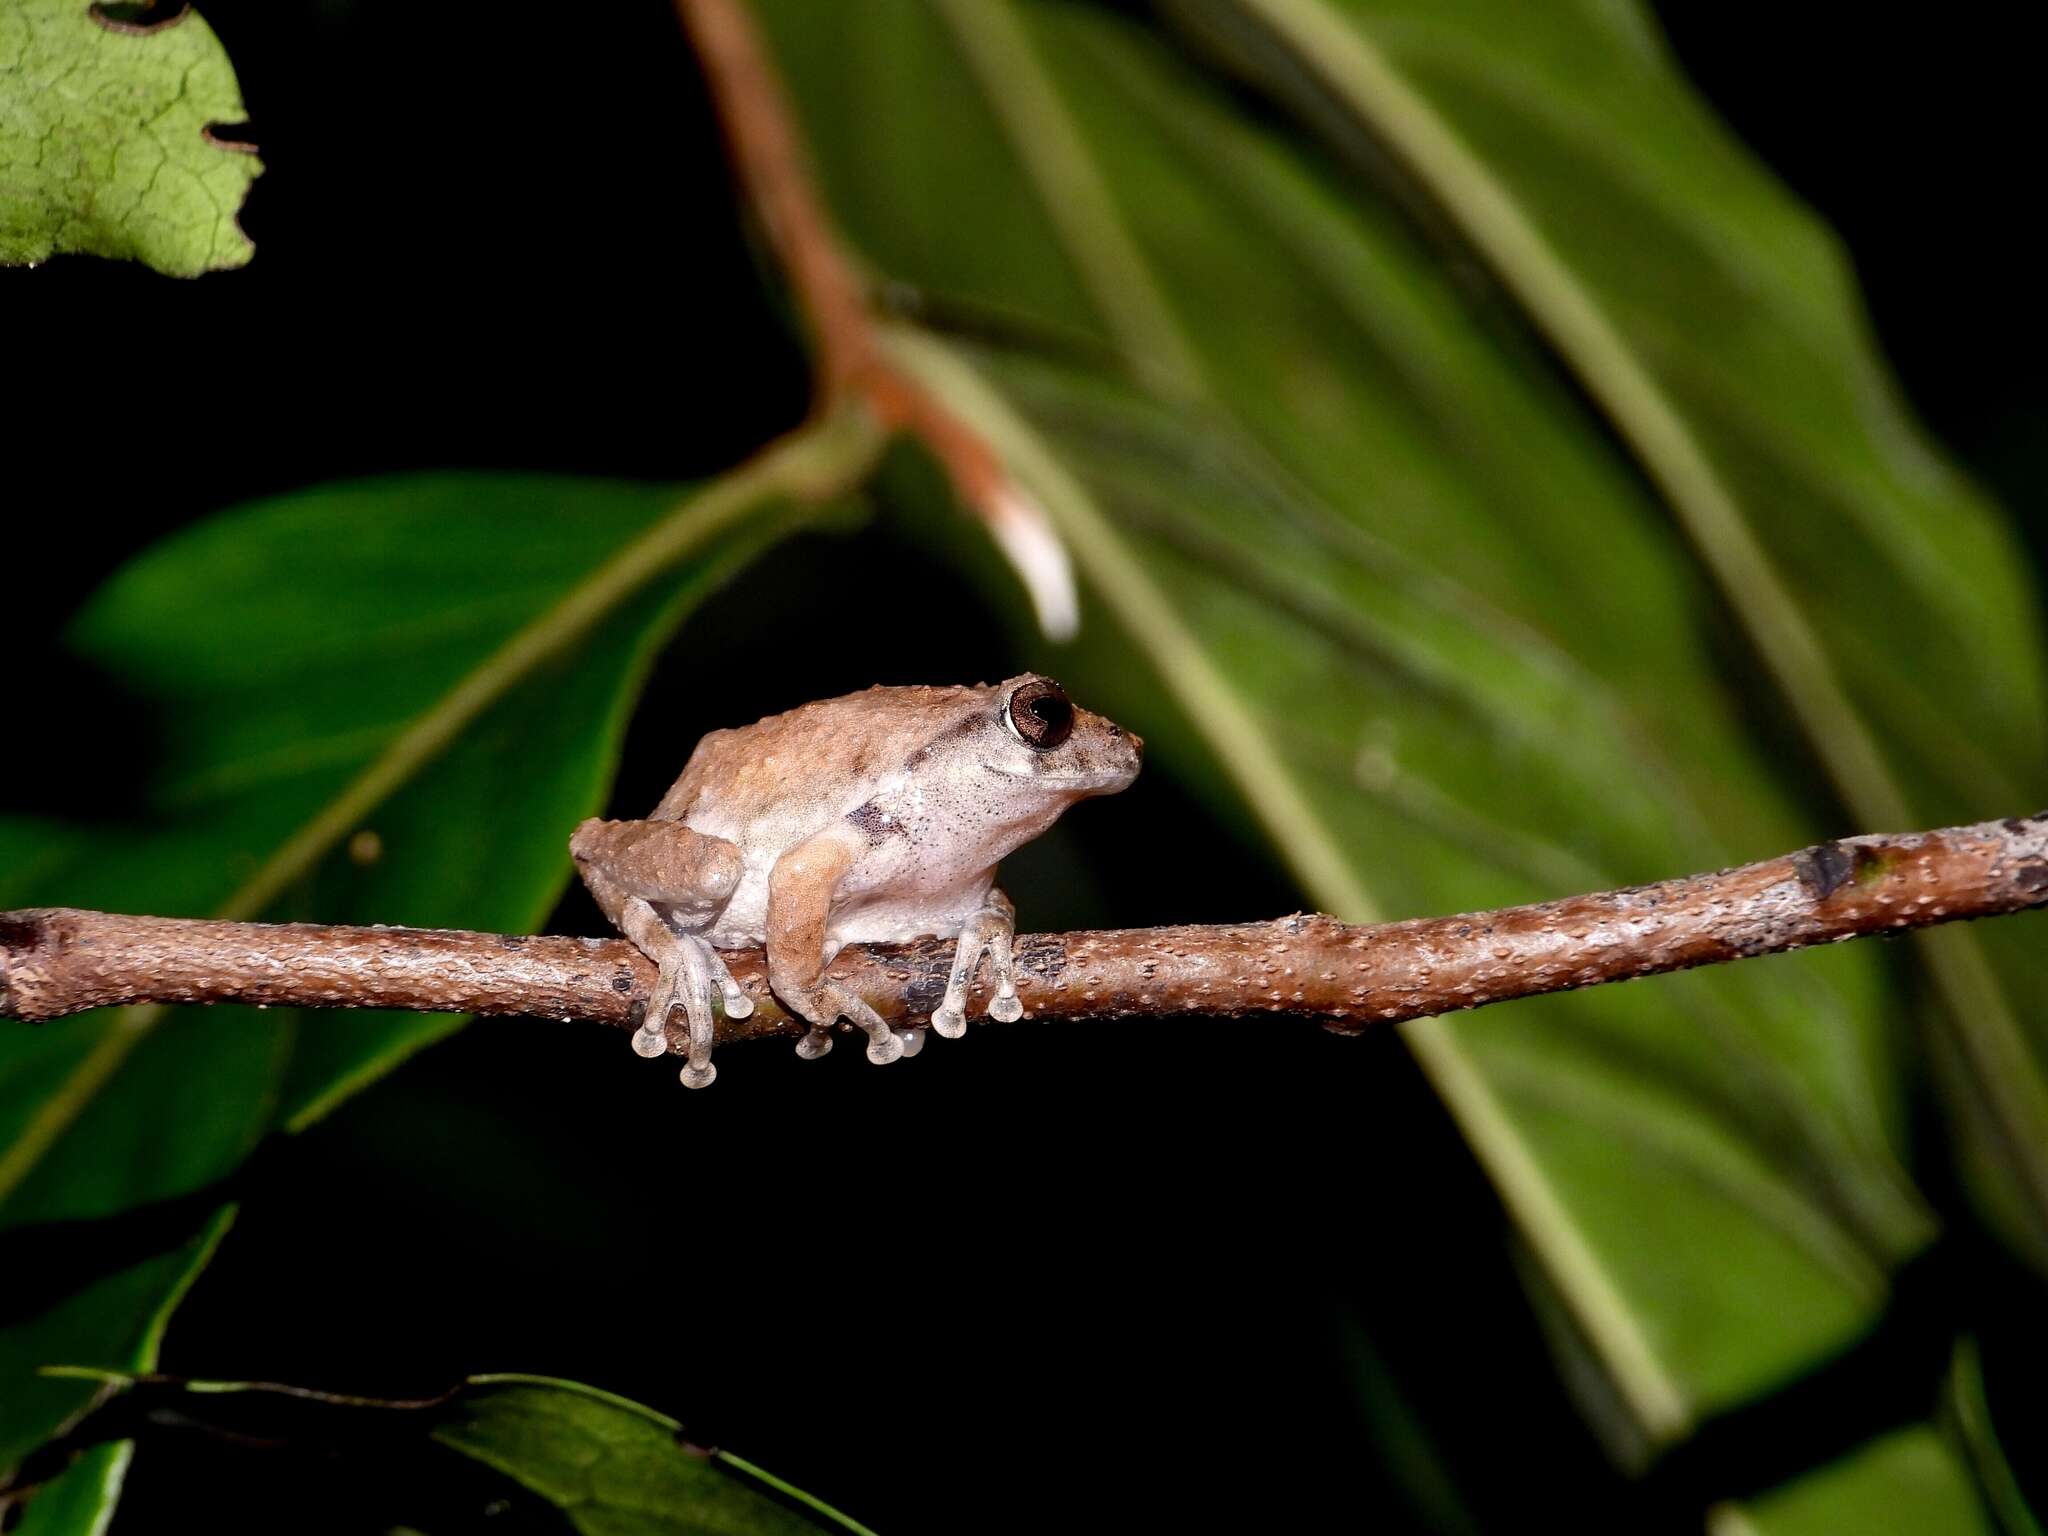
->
[1006,678,1074,750]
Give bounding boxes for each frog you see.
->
[570,675,1142,1087]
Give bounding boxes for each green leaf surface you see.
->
[1709,1426,1996,1536]
[0,429,870,1517]
[437,1376,875,1536]
[741,0,2046,1452]
[1947,1339,2045,1536]
[1154,0,2048,1265]
[14,1372,875,1536]
[0,0,260,275]
[0,1208,230,1529]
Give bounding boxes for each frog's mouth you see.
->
[984,763,1139,792]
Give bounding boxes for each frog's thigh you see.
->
[764,832,856,996]
[571,818,753,1068]
[766,832,904,1065]
[569,817,741,921]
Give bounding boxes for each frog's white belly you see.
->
[673,762,1047,952]
[692,856,995,950]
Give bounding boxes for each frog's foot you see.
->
[790,980,902,1065]
[932,897,1021,1038]
[635,933,734,1089]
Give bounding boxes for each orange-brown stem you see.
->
[672,0,1015,518]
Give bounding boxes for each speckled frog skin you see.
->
[571,676,1142,1087]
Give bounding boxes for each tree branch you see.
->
[5,815,2044,1049]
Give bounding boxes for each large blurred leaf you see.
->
[1708,1426,1996,1536]
[1154,0,2048,1283]
[0,0,261,274]
[16,1371,876,1535]
[0,434,865,1515]
[742,0,2048,1455]
[1947,1339,2045,1536]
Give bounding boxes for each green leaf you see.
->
[1708,1426,1997,1536]
[1947,1339,2045,1536]
[0,1208,230,1531]
[739,0,2045,1454]
[0,419,878,1517]
[0,0,261,275]
[437,1376,876,1536]
[1152,0,2048,1267]
[14,1371,877,1535]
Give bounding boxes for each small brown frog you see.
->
[571,676,1142,1087]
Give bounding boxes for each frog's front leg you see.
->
[932,887,1021,1038]
[571,817,749,1088]
[766,833,903,1066]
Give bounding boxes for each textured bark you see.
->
[5,814,2045,1048]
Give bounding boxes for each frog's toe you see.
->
[670,937,721,1089]
[698,947,752,1020]
[897,1025,926,1058]
[632,979,677,1057]
[936,895,1020,1033]
[795,1028,834,1060]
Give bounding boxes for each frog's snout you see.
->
[1107,723,1145,778]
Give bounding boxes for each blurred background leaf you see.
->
[0,466,848,1526]
[20,1370,874,1535]
[1708,1427,1997,1536]
[740,0,2048,1471]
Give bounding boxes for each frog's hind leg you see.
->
[571,817,749,1088]
[932,888,1021,1039]
[766,833,904,1066]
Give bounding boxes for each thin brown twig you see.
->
[671,0,1075,635]
[671,0,878,402]
[5,814,2044,1049]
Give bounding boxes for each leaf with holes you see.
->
[0,438,862,1520]
[0,0,261,275]
[741,0,2048,1460]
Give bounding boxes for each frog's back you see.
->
[652,683,988,838]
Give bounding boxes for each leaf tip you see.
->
[984,482,1080,642]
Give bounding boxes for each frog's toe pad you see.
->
[679,1061,717,1090]
[631,1024,669,1058]
[930,1006,967,1040]
[795,1029,834,1060]
[866,1032,903,1065]
[989,993,1023,1023]
[722,989,754,1021]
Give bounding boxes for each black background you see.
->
[6,3,2046,1531]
